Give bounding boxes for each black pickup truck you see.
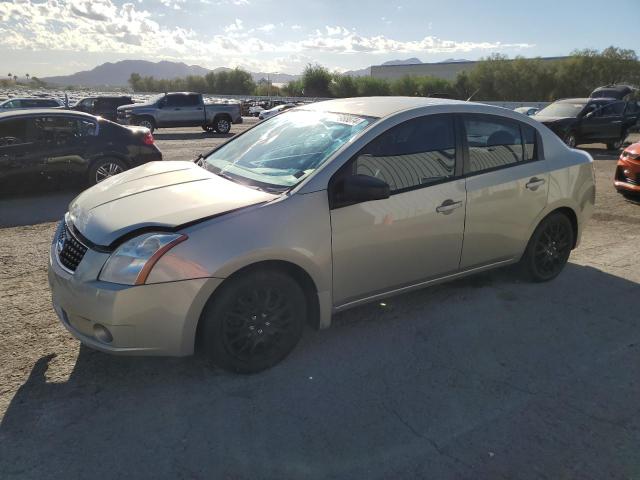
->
[533,87,639,150]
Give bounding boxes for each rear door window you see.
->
[464,116,533,174]
[166,95,189,107]
[601,102,625,116]
[185,95,201,106]
[33,116,96,144]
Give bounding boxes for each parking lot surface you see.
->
[0,123,639,479]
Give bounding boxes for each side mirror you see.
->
[584,111,595,119]
[335,174,390,207]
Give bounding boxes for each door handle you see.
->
[612,120,622,124]
[526,177,546,191]
[174,108,181,111]
[436,199,463,214]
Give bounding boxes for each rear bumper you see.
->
[132,146,163,166]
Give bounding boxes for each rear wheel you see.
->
[564,131,577,148]
[520,212,574,282]
[214,116,231,134]
[88,158,128,185]
[200,269,306,373]
[607,132,626,151]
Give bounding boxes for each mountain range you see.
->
[43,58,470,87]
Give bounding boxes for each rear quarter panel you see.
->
[527,130,595,249]
[204,103,242,124]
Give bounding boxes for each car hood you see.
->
[533,115,575,124]
[68,161,277,247]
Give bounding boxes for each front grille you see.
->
[615,166,638,185]
[56,222,88,272]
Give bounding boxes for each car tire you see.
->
[607,132,626,151]
[88,157,128,186]
[136,117,155,133]
[520,212,574,282]
[564,131,577,148]
[214,116,231,134]
[200,268,306,374]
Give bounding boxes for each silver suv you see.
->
[48,97,595,373]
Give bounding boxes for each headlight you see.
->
[99,232,187,285]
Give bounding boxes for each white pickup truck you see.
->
[116,92,243,133]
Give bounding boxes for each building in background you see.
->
[370,57,569,81]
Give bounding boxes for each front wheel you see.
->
[520,212,574,282]
[214,117,231,134]
[200,269,306,373]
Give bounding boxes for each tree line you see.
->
[126,46,639,101]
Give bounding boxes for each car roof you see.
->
[300,96,468,118]
[0,108,96,121]
[1,97,61,103]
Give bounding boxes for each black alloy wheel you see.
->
[521,212,574,282]
[607,135,625,151]
[201,269,306,373]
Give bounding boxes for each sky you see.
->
[0,0,638,77]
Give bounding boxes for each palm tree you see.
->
[13,75,17,82]
[25,73,30,81]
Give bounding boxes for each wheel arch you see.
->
[523,205,579,260]
[88,152,132,169]
[131,114,156,127]
[194,259,322,353]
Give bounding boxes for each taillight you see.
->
[143,132,154,145]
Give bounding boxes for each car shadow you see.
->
[2,263,639,478]
[0,185,81,227]
[580,146,620,160]
[153,131,235,141]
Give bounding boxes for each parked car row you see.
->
[2,92,244,134]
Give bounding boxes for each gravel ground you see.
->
[0,123,639,479]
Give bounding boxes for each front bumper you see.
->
[48,237,222,356]
[614,158,640,193]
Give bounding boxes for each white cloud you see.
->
[224,18,244,33]
[291,24,302,30]
[257,23,275,33]
[0,2,535,73]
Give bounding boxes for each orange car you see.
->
[615,142,640,196]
